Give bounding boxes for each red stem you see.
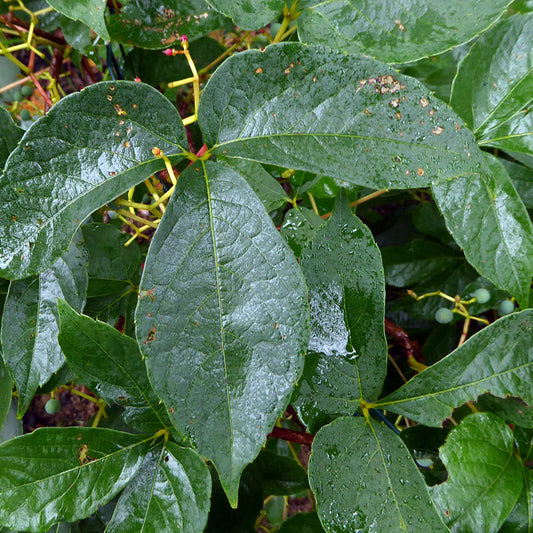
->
[268,426,314,446]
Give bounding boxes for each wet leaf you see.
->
[205,0,283,29]
[0,81,187,279]
[501,159,533,209]
[0,106,22,173]
[297,0,510,64]
[0,235,87,417]
[431,413,523,532]
[451,14,533,158]
[499,468,533,533]
[135,160,309,505]
[0,357,12,433]
[106,443,211,532]
[293,192,387,432]
[280,207,323,258]
[308,416,449,533]
[432,152,533,305]
[377,310,533,426]
[200,43,484,190]
[0,427,149,532]
[254,449,309,496]
[107,0,226,49]
[47,0,110,41]
[476,393,533,428]
[57,300,169,433]
[277,512,324,533]
[220,157,290,212]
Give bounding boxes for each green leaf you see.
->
[431,413,523,532]
[476,393,533,428]
[450,14,533,157]
[293,192,386,432]
[280,206,322,258]
[106,442,211,532]
[219,157,290,212]
[432,152,533,305]
[277,512,324,533]
[0,106,22,173]
[297,0,510,64]
[377,310,533,427]
[308,416,449,533]
[382,239,463,287]
[1,235,87,417]
[0,399,22,444]
[106,0,226,49]
[205,0,282,30]
[46,0,110,41]
[82,222,141,297]
[255,449,309,496]
[57,299,169,433]
[500,468,533,533]
[135,159,309,505]
[501,158,533,209]
[200,43,484,190]
[0,81,188,280]
[0,427,149,532]
[0,357,12,433]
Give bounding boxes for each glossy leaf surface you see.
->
[1,235,87,417]
[57,300,169,432]
[502,159,533,209]
[378,310,533,426]
[200,43,484,190]
[205,0,282,29]
[47,0,110,41]
[433,152,533,305]
[0,106,22,172]
[277,512,324,533]
[0,427,149,531]
[293,193,387,432]
[106,442,211,532]
[451,14,533,157]
[297,0,510,64]
[136,160,309,505]
[280,207,322,258]
[0,81,187,279]
[309,416,448,533]
[107,0,226,49]
[220,158,290,212]
[431,413,523,532]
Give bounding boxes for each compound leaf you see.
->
[378,310,533,427]
[451,13,533,158]
[200,43,484,190]
[293,192,387,432]
[0,81,187,279]
[135,159,309,506]
[0,427,149,532]
[431,413,523,532]
[432,152,533,305]
[0,235,87,418]
[57,300,169,433]
[106,442,211,533]
[308,416,449,532]
[297,0,510,64]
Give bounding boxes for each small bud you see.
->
[152,147,163,157]
[162,48,175,56]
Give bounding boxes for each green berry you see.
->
[498,299,515,315]
[473,288,490,304]
[45,398,61,415]
[21,85,33,97]
[270,22,282,38]
[107,210,118,219]
[19,109,31,121]
[435,307,454,324]
[13,90,23,102]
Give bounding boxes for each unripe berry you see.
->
[19,109,31,121]
[13,90,23,102]
[45,398,61,415]
[473,288,490,304]
[498,299,515,316]
[435,307,454,324]
[21,85,33,97]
